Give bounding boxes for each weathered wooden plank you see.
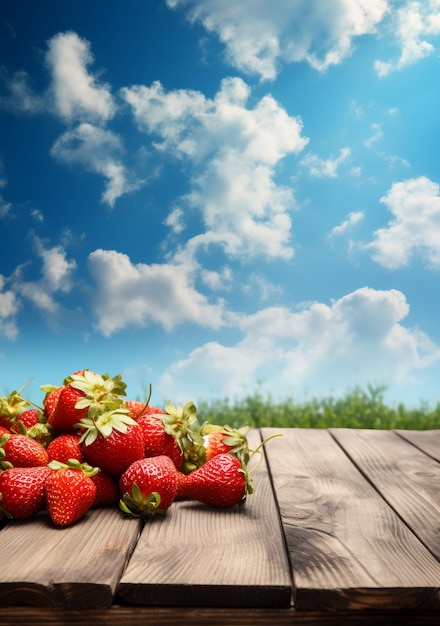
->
[395,429,440,462]
[0,507,141,609]
[262,427,440,611]
[0,605,440,626]
[117,429,292,608]
[331,428,440,560]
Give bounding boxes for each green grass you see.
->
[195,385,440,430]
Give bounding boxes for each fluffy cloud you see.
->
[167,0,389,79]
[329,211,364,238]
[88,249,225,335]
[46,31,115,123]
[14,239,77,314]
[0,239,77,338]
[122,76,308,260]
[159,287,440,401]
[375,1,440,76]
[0,275,20,339]
[0,160,12,219]
[50,123,140,207]
[300,147,352,178]
[367,176,440,268]
[0,69,46,114]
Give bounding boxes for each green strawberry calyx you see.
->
[200,423,250,465]
[159,400,205,473]
[69,371,127,419]
[119,484,167,519]
[0,434,14,471]
[47,458,100,478]
[0,378,34,425]
[76,408,138,446]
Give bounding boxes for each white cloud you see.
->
[364,122,383,147]
[159,287,440,402]
[0,69,46,114]
[14,239,78,314]
[50,123,141,207]
[0,195,12,218]
[329,211,364,238]
[0,275,20,339]
[87,248,225,336]
[164,207,185,235]
[122,76,308,260]
[0,160,12,218]
[36,241,77,294]
[200,265,232,290]
[375,0,440,76]
[167,0,389,79]
[300,147,351,178]
[46,31,115,123]
[366,176,440,268]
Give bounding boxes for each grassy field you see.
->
[196,385,440,430]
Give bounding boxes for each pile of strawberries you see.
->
[0,370,254,527]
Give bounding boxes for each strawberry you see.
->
[78,408,144,478]
[10,408,41,432]
[202,424,250,465]
[47,434,85,464]
[92,471,119,505]
[137,407,184,470]
[0,465,51,521]
[47,384,88,432]
[0,425,11,437]
[125,399,150,419]
[46,370,127,433]
[177,453,252,508]
[11,408,53,448]
[0,433,49,470]
[45,460,98,526]
[155,401,205,473]
[41,385,63,420]
[119,455,178,519]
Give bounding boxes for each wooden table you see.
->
[0,428,439,625]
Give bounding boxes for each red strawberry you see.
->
[0,425,11,437]
[0,433,49,470]
[78,408,144,478]
[137,408,184,470]
[47,434,85,464]
[47,384,87,432]
[147,401,204,473]
[46,370,127,433]
[177,453,252,508]
[119,455,178,519]
[0,466,51,521]
[11,408,53,448]
[92,471,119,505]
[41,385,63,420]
[125,399,150,419]
[202,425,250,465]
[47,384,88,432]
[45,461,98,526]
[10,408,41,432]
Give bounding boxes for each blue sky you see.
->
[1,0,440,410]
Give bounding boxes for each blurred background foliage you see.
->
[193,385,440,430]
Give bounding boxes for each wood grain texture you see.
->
[0,507,141,609]
[330,428,440,561]
[117,430,293,608]
[395,429,440,462]
[262,427,440,611]
[0,606,439,626]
